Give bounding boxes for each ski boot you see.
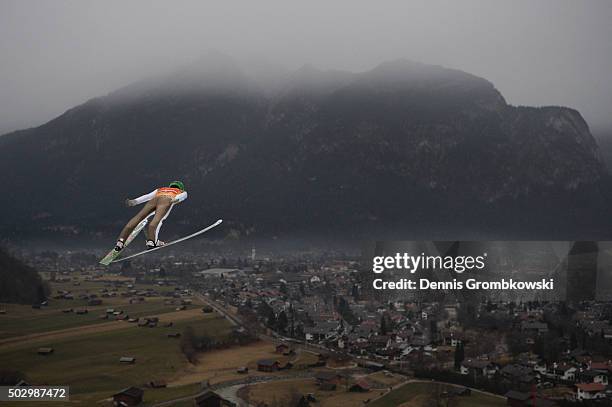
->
[146,240,165,250]
[114,238,125,252]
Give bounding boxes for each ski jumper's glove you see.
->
[171,191,188,204]
[127,189,158,206]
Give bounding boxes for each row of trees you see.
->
[180,325,256,363]
[0,247,50,304]
[505,303,612,362]
[414,368,528,397]
[0,369,28,386]
[336,297,359,326]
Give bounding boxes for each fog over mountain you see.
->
[1,54,610,241]
[1,0,612,135]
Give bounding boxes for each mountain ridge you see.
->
[1,55,610,240]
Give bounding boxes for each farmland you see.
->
[170,340,280,386]
[0,271,236,406]
[0,299,195,340]
[369,381,507,407]
[240,376,507,407]
[0,312,232,405]
[240,372,406,407]
[0,275,193,340]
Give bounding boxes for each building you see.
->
[194,390,235,407]
[520,321,548,335]
[315,372,344,386]
[349,379,370,392]
[566,241,598,303]
[275,343,290,354]
[112,386,144,406]
[504,390,557,407]
[500,364,536,388]
[148,380,166,388]
[574,383,606,400]
[256,359,279,372]
[552,364,576,381]
[319,382,337,391]
[580,369,609,385]
[460,360,498,378]
[446,387,471,397]
[304,321,340,341]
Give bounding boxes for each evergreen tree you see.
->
[380,314,388,335]
[570,332,578,350]
[454,342,465,370]
[267,313,277,329]
[351,284,359,300]
[430,319,438,340]
[277,311,288,333]
[295,324,305,339]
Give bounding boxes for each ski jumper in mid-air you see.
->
[114,181,187,252]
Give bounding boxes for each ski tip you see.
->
[216,219,223,224]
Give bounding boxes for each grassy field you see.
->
[170,339,282,386]
[0,275,195,339]
[0,313,232,406]
[13,383,202,407]
[169,340,342,387]
[241,371,406,407]
[0,271,226,406]
[242,377,385,407]
[291,349,322,368]
[363,371,406,388]
[369,382,506,407]
[0,300,197,340]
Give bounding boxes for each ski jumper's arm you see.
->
[130,189,158,205]
[172,191,188,204]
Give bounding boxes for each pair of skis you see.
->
[99,217,223,265]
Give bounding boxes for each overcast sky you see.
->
[1,0,611,135]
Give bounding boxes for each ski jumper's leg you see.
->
[134,211,156,242]
[147,197,173,244]
[118,198,157,241]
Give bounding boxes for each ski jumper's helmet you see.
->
[169,181,185,191]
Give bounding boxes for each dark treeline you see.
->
[0,369,28,385]
[0,247,49,304]
[180,325,257,363]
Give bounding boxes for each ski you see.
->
[99,213,154,265]
[111,219,223,263]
